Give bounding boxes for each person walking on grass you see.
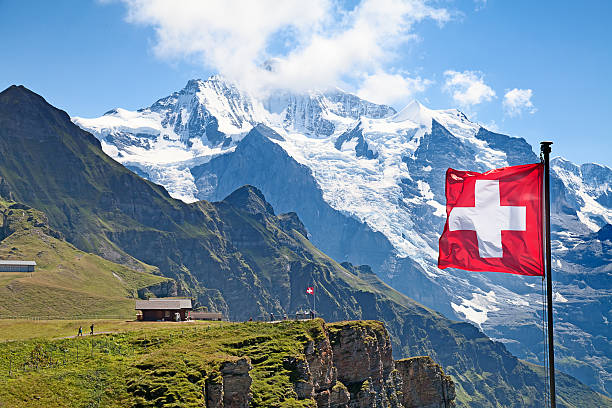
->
[77,326,83,337]
[90,323,94,336]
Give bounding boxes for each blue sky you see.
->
[1,0,610,166]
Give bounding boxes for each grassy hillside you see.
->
[0,319,329,407]
[0,198,169,318]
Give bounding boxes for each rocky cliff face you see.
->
[281,321,455,408]
[209,321,455,408]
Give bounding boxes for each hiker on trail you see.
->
[310,310,315,320]
[90,323,94,336]
[77,326,83,337]
[270,312,274,322]
[248,317,253,322]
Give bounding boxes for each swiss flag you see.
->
[306,287,314,295]
[438,163,544,276]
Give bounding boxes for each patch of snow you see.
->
[451,291,499,329]
[506,297,529,307]
[339,138,358,153]
[451,290,499,328]
[417,180,446,218]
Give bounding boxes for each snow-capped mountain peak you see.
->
[392,100,433,126]
[551,156,612,230]
[392,100,469,129]
[149,75,269,138]
[264,87,396,138]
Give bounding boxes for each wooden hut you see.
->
[135,298,192,321]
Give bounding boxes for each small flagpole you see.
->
[541,141,556,408]
[313,283,316,318]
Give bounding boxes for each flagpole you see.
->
[541,141,556,408]
[311,282,315,318]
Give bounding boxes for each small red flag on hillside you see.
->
[306,287,314,295]
[438,163,544,276]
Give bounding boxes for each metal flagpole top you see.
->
[540,140,557,408]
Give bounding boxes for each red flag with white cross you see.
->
[306,287,314,295]
[438,163,544,276]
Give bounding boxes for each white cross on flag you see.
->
[438,163,544,276]
[306,287,314,295]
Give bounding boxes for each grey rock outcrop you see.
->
[205,357,253,408]
[283,321,455,408]
[396,357,455,408]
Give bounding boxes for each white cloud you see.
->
[117,0,450,96]
[474,0,487,11]
[443,70,496,106]
[482,120,500,132]
[357,71,432,105]
[503,88,536,117]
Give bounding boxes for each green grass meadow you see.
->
[0,319,331,407]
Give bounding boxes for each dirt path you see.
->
[56,331,116,340]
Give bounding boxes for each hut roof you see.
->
[135,298,192,310]
[0,260,36,266]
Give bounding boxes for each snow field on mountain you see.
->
[451,290,499,328]
[273,119,438,261]
[77,106,238,202]
[272,100,514,273]
[552,158,612,231]
[77,107,164,138]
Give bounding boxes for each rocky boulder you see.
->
[396,357,455,408]
[205,357,253,408]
